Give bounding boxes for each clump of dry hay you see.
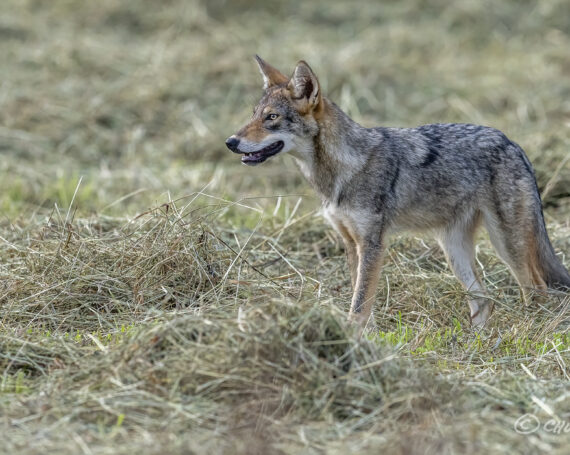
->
[4,294,569,454]
[0,200,238,333]
[2,297,446,453]
[102,300,441,420]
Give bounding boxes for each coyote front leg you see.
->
[336,223,358,289]
[349,232,385,327]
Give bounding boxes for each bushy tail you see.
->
[493,143,569,292]
[535,213,570,291]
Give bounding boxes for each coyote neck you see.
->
[294,99,369,202]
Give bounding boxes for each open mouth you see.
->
[240,141,284,165]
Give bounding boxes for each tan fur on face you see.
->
[237,118,269,143]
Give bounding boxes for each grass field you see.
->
[1,0,570,453]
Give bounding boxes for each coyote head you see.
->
[225,56,323,166]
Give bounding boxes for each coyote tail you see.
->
[535,208,570,290]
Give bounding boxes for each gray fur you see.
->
[227,58,570,329]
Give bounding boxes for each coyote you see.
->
[225,56,570,328]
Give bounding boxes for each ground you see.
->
[1,1,569,454]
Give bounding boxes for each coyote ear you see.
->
[254,55,289,90]
[287,61,321,110]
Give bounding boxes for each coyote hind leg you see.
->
[437,211,494,327]
[483,206,547,295]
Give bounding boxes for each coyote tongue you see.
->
[241,140,284,165]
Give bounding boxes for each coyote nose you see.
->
[225,136,241,153]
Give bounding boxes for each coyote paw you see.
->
[470,300,494,328]
[347,312,369,337]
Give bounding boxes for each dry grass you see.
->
[1,0,570,453]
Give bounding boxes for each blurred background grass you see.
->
[1,0,569,218]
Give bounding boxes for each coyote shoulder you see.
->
[226,56,570,328]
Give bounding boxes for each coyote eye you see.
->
[266,113,279,121]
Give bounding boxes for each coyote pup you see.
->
[226,56,570,328]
